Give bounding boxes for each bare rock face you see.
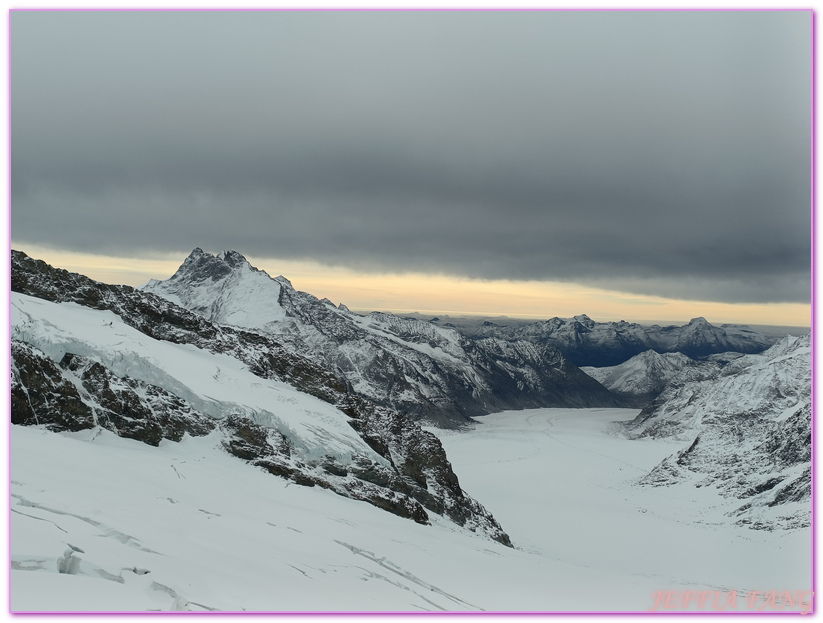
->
[11,341,96,432]
[63,352,217,444]
[11,250,511,545]
[219,414,431,526]
[12,341,216,445]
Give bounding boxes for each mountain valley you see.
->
[8,248,812,612]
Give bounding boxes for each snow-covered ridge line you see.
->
[11,293,379,463]
[629,333,811,439]
[581,350,724,408]
[625,334,811,531]
[141,248,623,426]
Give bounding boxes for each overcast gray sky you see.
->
[11,10,812,304]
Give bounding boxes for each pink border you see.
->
[811,6,817,617]
[6,6,11,618]
[3,6,820,10]
[5,6,817,617]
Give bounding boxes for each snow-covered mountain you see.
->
[581,350,722,407]
[625,334,811,531]
[11,250,510,545]
[9,250,811,611]
[468,314,776,367]
[141,248,622,427]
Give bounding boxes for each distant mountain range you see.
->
[466,313,776,367]
[141,248,623,426]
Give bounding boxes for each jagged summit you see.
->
[173,248,295,288]
[142,248,291,330]
[687,316,709,325]
[177,247,260,277]
[167,247,246,285]
[216,248,257,269]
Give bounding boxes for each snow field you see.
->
[433,409,812,603]
[11,407,812,612]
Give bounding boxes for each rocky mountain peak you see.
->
[216,249,255,271]
[172,248,233,284]
[165,248,283,293]
[637,349,665,363]
[686,317,710,326]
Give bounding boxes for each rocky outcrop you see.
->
[12,340,216,445]
[12,341,97,433]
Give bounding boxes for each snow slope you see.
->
[626,335,811,531]
[581,350,722,407]
[12,293,381,464]
[11,409,811,612]
[10,289,509,544]
[629,335,810,440]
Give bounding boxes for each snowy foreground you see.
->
[11,408,811,613]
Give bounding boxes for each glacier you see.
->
[9,249,812,612]
[11,408,811,612]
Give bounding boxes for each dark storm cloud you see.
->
[11,10,811,303]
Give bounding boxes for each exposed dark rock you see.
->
[11,341,95,432]
[11,341,216,445]
[768,468,810,507]
[220,414,291,462]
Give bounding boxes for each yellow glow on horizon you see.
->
[14,244,811,328]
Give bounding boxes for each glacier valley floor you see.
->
[10,408,812,612]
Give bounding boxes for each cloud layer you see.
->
[11,10,811,303]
